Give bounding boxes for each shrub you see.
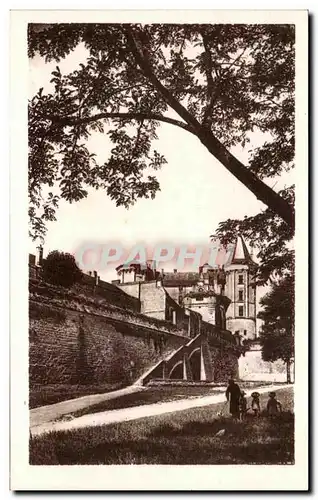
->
[42,250,83,288]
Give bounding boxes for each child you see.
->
[267,392,282,417]
[251,391,261,416]
[239,390,248,420]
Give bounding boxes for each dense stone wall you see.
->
[29,281,188,387]
[29,279,243,388]
[213,348,239,382]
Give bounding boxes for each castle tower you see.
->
[224,235,257,341]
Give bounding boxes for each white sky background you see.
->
[28,40,294,311]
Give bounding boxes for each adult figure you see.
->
[225,379,241,418]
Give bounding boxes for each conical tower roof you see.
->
[228,234,255,266]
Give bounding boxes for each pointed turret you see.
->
[223,234,257,341]
[227,234,255,266]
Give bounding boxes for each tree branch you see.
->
[202,46,250,125]
[124,26,295,231]
[200,29,215,126]
[49,111,195,134]
[124,26,203,134]
[129,119,144,165]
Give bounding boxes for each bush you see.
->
[42,251,83,288]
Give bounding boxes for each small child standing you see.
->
[251,391,261,416]
[267,392,282,417]
[239,391,248,420]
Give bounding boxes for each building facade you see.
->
[113,235,256,343]
[115,259,231,332]
[162,235,257,341]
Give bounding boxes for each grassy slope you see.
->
[29,382,126,409]
[69,385,224,418]
[30,387,294,465]
[31,380,278,412]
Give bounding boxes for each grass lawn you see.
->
[30,379,282,410]
[69,385,224,418]
[30,387,294,465]
[29,382,126,409]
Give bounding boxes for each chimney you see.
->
[146,259,156,270]
[88,271,92,276]
[93,270,99,285]
[36,245,43,266]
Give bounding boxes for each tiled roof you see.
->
[115,261,148,272]
[162,272,200,287]
[229,235,256,266]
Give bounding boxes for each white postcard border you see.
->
[10,9,308,491]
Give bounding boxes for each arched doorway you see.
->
[189,347,201,381]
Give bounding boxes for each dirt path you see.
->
[30,383,293,436]
[29,384,144,427]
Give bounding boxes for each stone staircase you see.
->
[135,332,240,386]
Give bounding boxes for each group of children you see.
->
[238,390,282,420]
[225,379,283,420]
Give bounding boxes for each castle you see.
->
[114,235,258,343]
[29,234,289,389]
[28,241,244,389]
[112,235,290,383]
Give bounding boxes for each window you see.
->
[244,330,247,336]
[239,306,244,317]
[172,311,177,325]
[239,290,243,301]
[238,274,244,284]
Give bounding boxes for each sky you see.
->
[28,42,293,303]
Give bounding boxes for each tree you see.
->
[42,250,83,288]
[215,185,294,286]
[28,23,295,241]
[258,273,295,383]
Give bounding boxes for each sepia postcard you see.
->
[10,9,308,491]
